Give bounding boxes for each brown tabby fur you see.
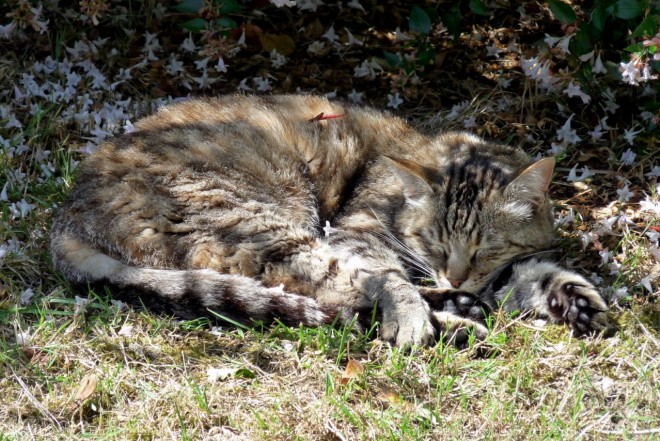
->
[50,94,611,346]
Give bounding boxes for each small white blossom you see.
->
[348,90,363,104]
[567,164,596,182]
[620,148,636,165]
[347,0,366,12]
[593,54,607,74]
[9,199,36,219]
[344,28,363,46]
[181,35,198,53]
[387,93,404,109]
[237,78,252,91]
[645,166,660,179]
[638,275,654,294]
[609,286,629,301]
[298,0,324,12]
[486,45,503,58]
[393,27,412,42]
[463,116,477,128]
[270,50,287,68]
[446,101,469,120]
[563,82,591,104]
[216,58,227,73]
[323,25,338,43]
[622,128,642,146]
[639,194,660,214]
[165,55,184,75]
[20,288,35,305]
[307,41,325,55]
[323,220,338,237]
[556,114,580,144]
[590,273,604,286]
[599,249,611,266]
[579,51,594,62]
[253,76,272,92]
[616,183,634,201]
[270,0,296,6]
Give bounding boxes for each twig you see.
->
[11,367,62,431]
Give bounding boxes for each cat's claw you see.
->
[546,279,612,336]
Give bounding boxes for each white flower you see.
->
[609,286,628,301]
[556,35,572,55]
[118,325,134,337]
[347,0,365,12]
[620,59,640,85]
[325,90,337,99]
[74,295,90,315]
[307,41,325,55]
[590,273,604,286]
[348,90,363,104]
[447,100,469,120]
[323,220,338,237]
[620,148,636,165]
[645,166,660,179]
[599,249,611,266]
[563,82,591,104]
[387,93,403,109]
[270,0,296,6]
[298,0,323,12]
[544,34,561,48]
[181,35,198,53]
[579,50,594,62]
[270,50,287,68]
[622,127,642,146]
[323,25,338,43]
[344,28,363,46]
[165,55,184,75]
[253,76,272,92]
[638,275,654,294]
[616,183,634,201]
[9,199,36,219]
[556,114,580,144]
[593,54,607,74]
[646,231,660,246]
[639,194,660,214]
[216,58,227,73]
[521,57,558,90]
[237,78,252,91]
[20,288,35,305]
[486,45,502,58]
[463,116,477,128]
[567,164,595,182]
[393,26,412,42]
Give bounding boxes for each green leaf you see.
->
[469,0,490,16]
[441,3,462,38]
[631,14,659,38]
[417,48,436,66]
[409,5,432,35]
[214,0,244,14]
[215,17,238,30]
[383,51,402,68]
[182,18,207,32]
[174,0,204,14]
[613,0,646,19]
[235,368,256,379]
[624,42,644,53]
[591,3,609,32]
[547,0,577,24]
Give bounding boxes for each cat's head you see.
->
[385,153,556,293]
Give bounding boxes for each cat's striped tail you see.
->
[50,235,354,328]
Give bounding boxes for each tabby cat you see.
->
[50,94,611,347]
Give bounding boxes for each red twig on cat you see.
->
[309,112,344,123]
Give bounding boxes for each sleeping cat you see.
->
[50,94,611,347]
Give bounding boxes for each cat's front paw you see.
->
[379,305,435,348]
[545,277,612,336]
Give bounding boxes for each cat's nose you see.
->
[449,279,465,288]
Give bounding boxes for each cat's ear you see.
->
[384,156,433,206]
[504,157,555,207]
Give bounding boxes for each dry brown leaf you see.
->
[74,373,98,404]
[259,33,296,56]
[339,359,365,385]
[376,384,415,411]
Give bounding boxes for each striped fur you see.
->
[50,94,610,346]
